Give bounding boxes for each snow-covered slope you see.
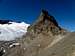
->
[0,22,30,41]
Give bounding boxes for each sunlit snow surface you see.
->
[0,22,30,41]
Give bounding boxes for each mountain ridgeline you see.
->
[0,10,75,56]
[0,20,12,24]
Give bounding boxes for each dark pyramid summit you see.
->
[34,9,60,28]
[41,9,58,26]
[28,10,64,35]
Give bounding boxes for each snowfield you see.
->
[0,22,30,41]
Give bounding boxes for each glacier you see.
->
[0,22,30,41]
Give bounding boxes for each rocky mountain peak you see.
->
[41,9,48,15]
[36,9,59,27]
[0,10,74,56]
[28,10,64,35]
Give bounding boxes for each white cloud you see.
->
[0,22,30,41]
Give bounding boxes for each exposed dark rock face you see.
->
[28,10,64,35]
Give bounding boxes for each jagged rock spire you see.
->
[28,10,63,35]
[33,9,59,27]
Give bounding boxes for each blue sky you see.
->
[0,0,74,31]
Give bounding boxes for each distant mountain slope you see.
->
[38,32,75,56]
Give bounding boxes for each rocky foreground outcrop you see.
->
[0,10,75,56]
